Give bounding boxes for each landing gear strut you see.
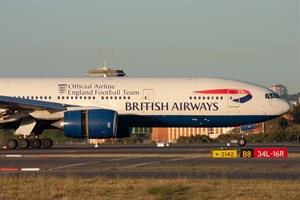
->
[6,137,53,149]
[5,117,54,149]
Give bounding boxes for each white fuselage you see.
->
[0,77,290,128]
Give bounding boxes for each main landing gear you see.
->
[6,137,53,149]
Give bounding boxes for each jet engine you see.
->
[64,109,118,139]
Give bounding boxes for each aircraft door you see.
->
[228,89,240,107]
[143,89,154,102]
[142,89,154,113]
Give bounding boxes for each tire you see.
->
[238,138,247,147]
[18,139,30,149]
[7,139,18,149]
[30,139,42,149]
[41,138,53,149]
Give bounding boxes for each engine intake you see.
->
[64,109,118,139]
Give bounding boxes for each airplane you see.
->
[0,77,291,149]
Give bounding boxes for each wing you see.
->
[0,96,66,111]
[0,96,68,123]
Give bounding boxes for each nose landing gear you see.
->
[237,138,247,147]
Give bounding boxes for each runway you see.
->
[0,143,300,180]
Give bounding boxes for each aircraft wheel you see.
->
[42,138,53,149]
[18,139,30,149]
[30,139,42,149]
[238,138,247,147]
[7,139,18,149]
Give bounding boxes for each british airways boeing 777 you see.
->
[0,77,290,148]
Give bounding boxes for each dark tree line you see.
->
[291,104,300,124]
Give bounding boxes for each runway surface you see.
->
[0,143,300,180]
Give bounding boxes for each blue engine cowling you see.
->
[64,109,118,139]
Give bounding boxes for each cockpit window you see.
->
[265,93,281,99]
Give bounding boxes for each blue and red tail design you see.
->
[194,89,253,103]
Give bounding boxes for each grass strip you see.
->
[0,176,299,200]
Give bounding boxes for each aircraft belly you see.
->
[118,115,278,128]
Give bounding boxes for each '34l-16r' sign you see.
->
[241,148,288,158]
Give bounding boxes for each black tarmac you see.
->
[0,143,299,180]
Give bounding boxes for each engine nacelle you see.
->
[64,109,118,139]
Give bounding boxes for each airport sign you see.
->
[253,147,288,158]
[240,148,254,158]
[240,148,288,158]
[211,149,238,158]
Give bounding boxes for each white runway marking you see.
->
[106,157,135,162]
[21,168,40,171]
[122,161,160,168]
[6,155,22,157]
[166,157,199,162]
[49,161,99,170]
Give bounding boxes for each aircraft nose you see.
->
[282,100,291,114]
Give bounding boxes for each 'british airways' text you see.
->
[125,102,219,111]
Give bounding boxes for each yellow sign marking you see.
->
[211,149,238,158]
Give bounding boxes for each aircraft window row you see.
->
[101,96,131,100]
[56,96,131,100]
[12,96,132,101]
[265,93,280,99]
[189,96,224,100]
[14,96,52,100]
[58,96,96,100]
